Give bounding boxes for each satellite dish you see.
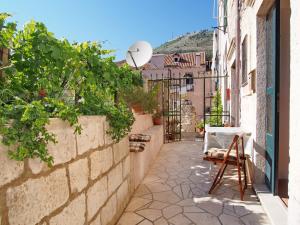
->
[126,41,153,68]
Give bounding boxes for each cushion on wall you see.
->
[129,134,151,142]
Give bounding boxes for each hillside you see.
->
[154,29,213,60]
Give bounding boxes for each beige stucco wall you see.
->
[288,0,300,224]
[0,115,162,225]
[239,0,258,146]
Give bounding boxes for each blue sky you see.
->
[1,0,216,60]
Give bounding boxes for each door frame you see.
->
[265,0,280,194]
[273,0,280,195]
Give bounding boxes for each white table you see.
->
[203,126,252,155]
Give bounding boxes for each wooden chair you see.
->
[203,134,247,200]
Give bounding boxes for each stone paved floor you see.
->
[117,141,271,225]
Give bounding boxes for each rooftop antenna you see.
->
[126,41,153,69]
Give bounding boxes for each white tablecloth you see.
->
[203,126,252,154]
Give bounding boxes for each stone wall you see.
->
[130,114,153,134]
[288,0,300,224]
[254,14,267,184]
[0,116,132,225]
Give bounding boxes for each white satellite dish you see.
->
[126,41,153,68]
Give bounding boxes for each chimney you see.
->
[196,53,201,67]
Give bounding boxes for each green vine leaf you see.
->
[0,14,143,166]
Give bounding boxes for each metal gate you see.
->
[149,69,182,143]
[163,74,182,142]
[148,71,230,143]
[202,74,230,128]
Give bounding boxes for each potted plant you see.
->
[152,111,162,125]
[196,120,205,137]
[121,87,145,114]
[121,86,158,114]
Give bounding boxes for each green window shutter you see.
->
[223,0,228,31]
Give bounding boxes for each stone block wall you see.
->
[253,15,267,184]
[130,125,163,190]
[130,114,153,134]
[0,116,132,225]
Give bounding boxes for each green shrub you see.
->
[121,85,159,114]
[209,89,223,126]
[0,13,141,166]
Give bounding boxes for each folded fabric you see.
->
[129,134,151,142]
[205,147,248,161]
[205,148,238,161]
[129,142,146,152]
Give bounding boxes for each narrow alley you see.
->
[118,142,270,225]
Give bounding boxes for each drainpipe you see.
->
[235,0,241,126]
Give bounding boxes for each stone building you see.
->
[212,0,299,224]
[142,52,215,133]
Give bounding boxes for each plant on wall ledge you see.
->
[0,13,142,166]
[121,84,159,114]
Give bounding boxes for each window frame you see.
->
[241,36,248,86]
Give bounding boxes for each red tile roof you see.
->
[117,52,206,70]
[165,52,203,67]
[142,52,206,70]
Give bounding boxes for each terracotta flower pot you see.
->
[153,117,162,125]
[196,127,205,138]
[132,104,144,114]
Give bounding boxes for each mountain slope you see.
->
[154,29,213,60]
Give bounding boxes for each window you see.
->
[223,0,228,32]
[173,53,180,63]
[250,69,256,93]
[184,73,194,92]
[242,36,248,85]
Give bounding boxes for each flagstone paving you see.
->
[117,141,271,225]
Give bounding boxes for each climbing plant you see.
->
[0,13,142,166]
[209,89,223,126]
[209,90,223,127]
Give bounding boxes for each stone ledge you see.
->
[46,118,77,166]
[77,116,106,155]
[253,184,288,225]
[142,125,163,136]
[113,138,129,165]
[130,114,153,134]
